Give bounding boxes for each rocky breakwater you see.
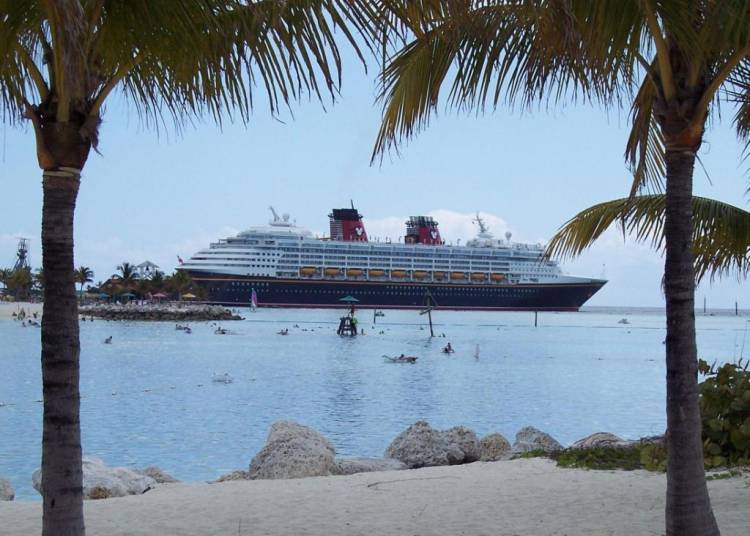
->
[246,421,407,480]
[384,421,482,468]
[32,457,178,500]
[80,303,241,321]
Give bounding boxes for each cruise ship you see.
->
[178,207,606,310]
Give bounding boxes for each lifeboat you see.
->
[450,272,467,280]
[391,270,408,278]
[299,267,318,276]
[368,269,387,277]
[433,271,447,280]
[491,273,506,282]
[471,272,487,281]
[346,268,364,277]
[413,270,429,279]
[324,268,342,276]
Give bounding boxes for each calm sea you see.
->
[1,307,748,500]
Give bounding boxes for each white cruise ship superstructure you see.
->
[179,206,606,310]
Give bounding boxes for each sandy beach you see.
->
[0,302,43,320]
[2,459,748,536]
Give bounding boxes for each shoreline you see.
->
[2,459,748,535]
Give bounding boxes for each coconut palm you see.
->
[373,2,750,534]
[149,269,165,292]
[115,262,137,288]
[0,2,376,534]
[548,195,750,283]
[74,266,93,303]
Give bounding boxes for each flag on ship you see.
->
[251,288,258,309]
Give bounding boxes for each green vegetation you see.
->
[512,443,668,472]
[699,359,750,469]
[554,444,667,472]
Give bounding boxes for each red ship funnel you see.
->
[329,208,368,241]
[405,216,443,245]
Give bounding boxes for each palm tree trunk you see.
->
[663,148,718,536]
[40,170,85,536]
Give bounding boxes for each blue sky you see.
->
[1,48,748,308]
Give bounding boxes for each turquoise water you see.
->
[1,307,747,500]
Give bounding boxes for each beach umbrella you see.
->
[98,293,110,299]
[120,292,136,298]
[338,295,359,303]
[182,293,197,300]
[152,292,168,299]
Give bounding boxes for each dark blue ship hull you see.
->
[188,274,606,311]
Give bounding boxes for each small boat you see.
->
[617,318,630,325]
[324,267,342,276]
[214,327,228,335]
[450,272,467,280]
[299,266,318,276]
[490,273,506,282]
[383,354,418,364]
[369,269,387,277]
[433,271,447,280]
[346,268,364,277]
[212,372,233,384]
[471,272,487,281]
[391,269,408,278]
[413,270,429,279]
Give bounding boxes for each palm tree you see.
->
[149,269,165,292]
[115,262,137,289]
[0,2,375,534]
[373,2,750,534]
[547,195,750,283]
[74,266,93,303]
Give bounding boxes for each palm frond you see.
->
[547,195,750,282]
[1,0,379,132]
[373,0,649,159]
[625,77,665,196]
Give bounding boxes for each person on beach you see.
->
[104,336,112,344]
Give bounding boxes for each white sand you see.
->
[2,459,748,535]
[0,302,43,320]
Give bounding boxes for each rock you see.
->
[32,457,156,500]
[134,466,178,484]
[0,478,14,501]
[512,426,563,454]
[571,432,626,449]
[479,433,512,461]
[441,426,481,463]
[334,457,407,475]
[384,421,480,468]
[214,470,250,482]
[249,421,337,480]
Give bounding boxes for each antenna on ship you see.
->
[268,206,280,222]
[473,212,488,234]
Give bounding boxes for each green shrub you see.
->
[699,358,750,468]
[550,442,667,472]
